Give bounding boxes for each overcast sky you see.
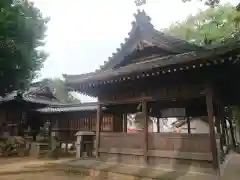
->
[32,0,237,101]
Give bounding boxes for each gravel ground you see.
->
[0,171,84,180]
[1,152,240,180]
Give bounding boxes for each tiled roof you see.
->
[0,86,63,106]
[63,9,240,88]
[172,119,187,128]
[64,41,240,85]
[1,91,21,102]
[98,10,202,71]
[22,93,63,105]
[64,51,195,84]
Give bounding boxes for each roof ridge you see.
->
[152,30,203,51]
[44,102,97,108]
[97,9,203,71]
[98,9,154,71]
[98,22,139,71]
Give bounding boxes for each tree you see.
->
[47,78,81,104]
[137,0,238,8]
[182,0,220,7]
[164,3,240,45]
[0,0,49,96]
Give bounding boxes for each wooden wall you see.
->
[0,108,6,125]
[99,84,206,103]
[54,113,119,142]
[0,105,22,136]
[98,132,212,168]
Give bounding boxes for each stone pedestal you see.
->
[29,142,40,157]
[51,131,57,151]
[75,131,95,159]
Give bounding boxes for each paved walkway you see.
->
[221,152,240,180]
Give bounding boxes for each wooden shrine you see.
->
[0,84,63,138]
[64,10,240,174]
[35,103,118,143]
[0,80,118,147]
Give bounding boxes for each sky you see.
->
[32,0,238,102]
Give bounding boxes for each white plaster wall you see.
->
[179,118,209,134]
[159,117,177,132]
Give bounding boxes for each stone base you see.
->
[29,142,49,157]
[50,159,219,180]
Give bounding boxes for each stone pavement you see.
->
[221,152,240,180]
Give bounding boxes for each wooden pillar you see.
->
[50,117,58,151]
[89,116,92,131]
[48,117,53,149]
[206,90,218,170]
[216,106,224,154]
[157,118,160,133]
[142,100,148,164]
[222,109,230,146]
[219,105,227,146]
[65,142,68,152]
[123,114,127,132]
[215,107,221,134]
[236,122,240,145]
[67,116,71,145]
[227,107,237,148]
[95,104,102,158]
[228,119,236,147]
[187,117,191,134]
[88,116,91,131]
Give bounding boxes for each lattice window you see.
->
[101,116,113,131]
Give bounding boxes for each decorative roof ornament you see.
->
[69,0,202,74]
[134,0,146,7]
[134,0,146,13]
[133,9,153,30]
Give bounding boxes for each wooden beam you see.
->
[219,104,227,146]
[48,117,53,149]
[148,150,212,161]
[95,104,102,158]
[98,148,212,161]
[99,94,204,106]
[157,118,160,133]
[123,114,127,132]
[215,105,224,155]
[187,117,191,134]
[227,106,237,148]
[142,100,148,164]
[87,116,91,131]
[205,89,218,170]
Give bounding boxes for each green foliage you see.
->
[183,0,220,7]
[0,0,49,96]
[164,3,240,45]
[47,78,81,104]
[233,107,240,126]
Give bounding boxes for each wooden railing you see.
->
[98,132,212,163]
[100,132,143,149]
[148,133,211,153]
